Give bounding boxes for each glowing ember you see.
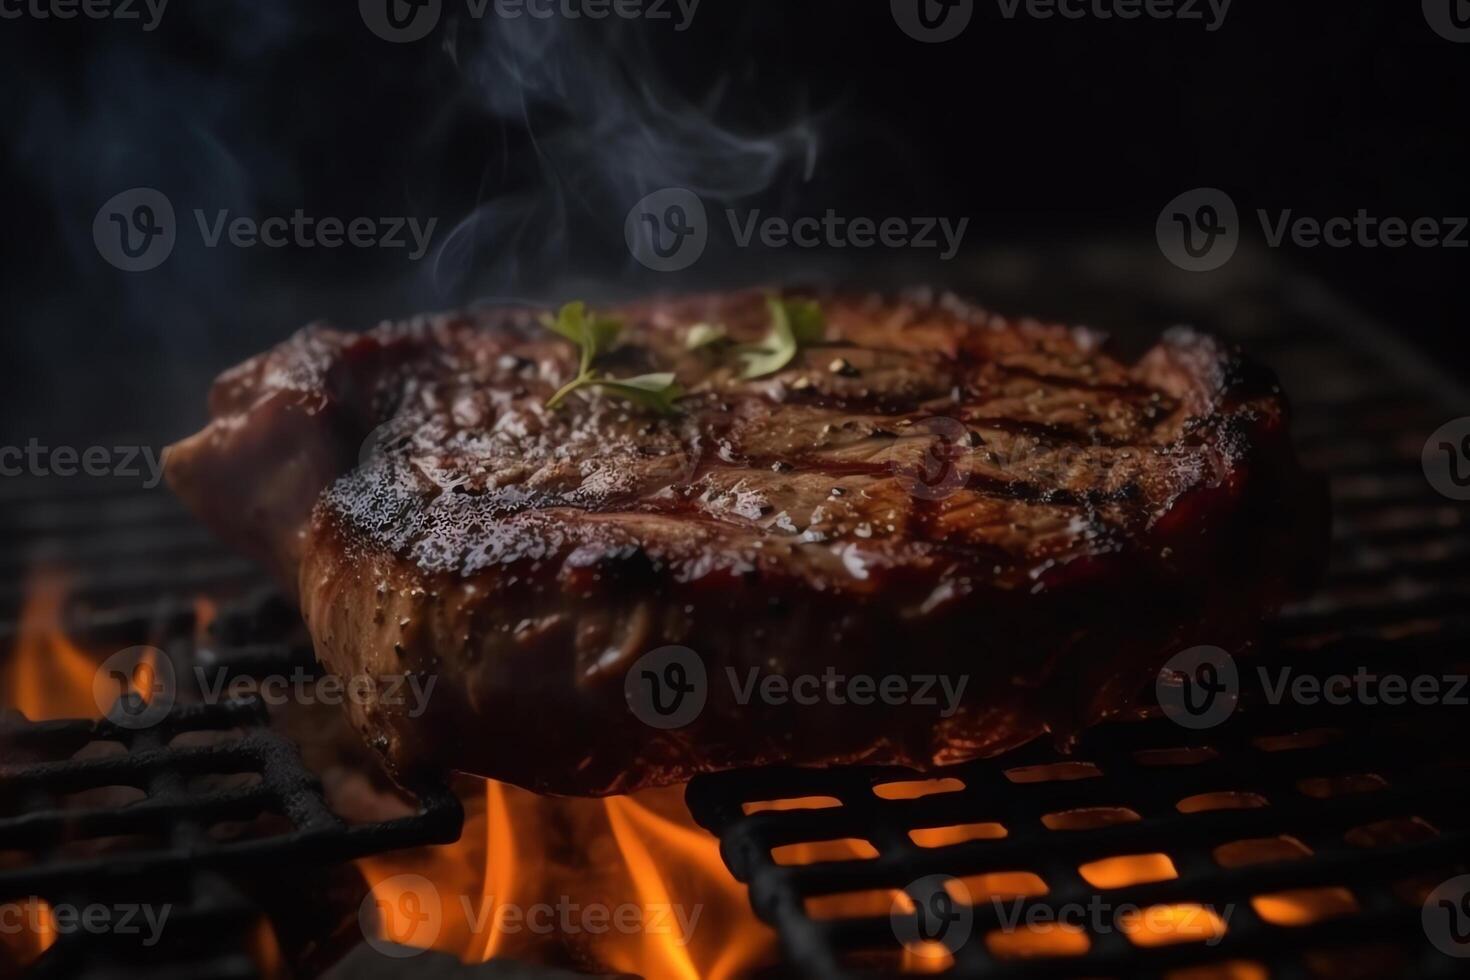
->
[357,779,776,977]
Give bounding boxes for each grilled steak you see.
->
[167,290,1326,795]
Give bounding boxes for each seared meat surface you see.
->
[167,290,1325,795]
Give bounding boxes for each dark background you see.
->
[0,0,1465,444]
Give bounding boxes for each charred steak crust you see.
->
[167,290,1327,795]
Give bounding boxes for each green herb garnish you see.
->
[737,296,826,380]
[684,322,728,350]
[543,303,683,415]
[588,373,683,415]
[542,301,622,381]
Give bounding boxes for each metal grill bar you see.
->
[0,585,465,978]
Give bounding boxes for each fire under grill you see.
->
[0,584,464,979]
[2,265,1468,978]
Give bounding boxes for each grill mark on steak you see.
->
[165,289,1328,794]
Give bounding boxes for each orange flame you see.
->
[357,779,776,978]
[3,570,98,721]
[0,897,57,974]
[2,571,773,977]
[193,595,218,646]
[1,572,93,970]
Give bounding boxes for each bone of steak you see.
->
[166,290,1327,795]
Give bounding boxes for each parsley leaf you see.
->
[685,322,728,350]
[587,373,683,415]
[542,303,683,415]
[541,301,622,376]
[737,296,826,380]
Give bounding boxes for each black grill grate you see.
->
[0,698,462,894]
[0,580,464,978]
[687,270,1470,979]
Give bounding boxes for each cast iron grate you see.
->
[0,586,465,978]
[687,275,1470,978]
[688,703,1470,977]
